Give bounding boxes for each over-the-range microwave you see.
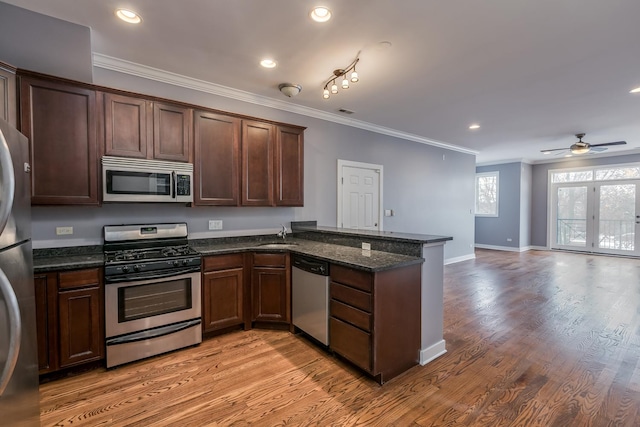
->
[102,156,193,203]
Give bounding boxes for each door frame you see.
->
[337,159,384,231]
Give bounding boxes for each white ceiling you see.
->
[6,0,640,164]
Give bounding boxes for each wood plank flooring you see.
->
[39,249,640,426]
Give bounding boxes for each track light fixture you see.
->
[323,56,360,99]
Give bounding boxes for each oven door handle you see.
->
[105,266,201,283]
[106,318,201,346]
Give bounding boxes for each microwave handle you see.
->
[172,171,176,199]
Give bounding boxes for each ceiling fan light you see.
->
[570,145,590,155]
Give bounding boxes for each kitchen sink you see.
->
[257,242,299,248]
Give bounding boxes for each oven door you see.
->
[105,271,201,338]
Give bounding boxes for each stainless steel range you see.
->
[103,223,202,368]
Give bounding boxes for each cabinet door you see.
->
[0,62,17,127]
[274,126,304,206]
[103,92,150,159]
[153,102,191,162]
[242,120,274,206]
[20,77,99,205]
[58,286,103,368]
[202,267,244,332]
[194,111,240,205]
[251,267,289,323]
[34,273,58,373]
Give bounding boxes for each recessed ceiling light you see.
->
[630,87,640,94]
[115,8,142,24]
[260,59,277,69]
[310,6,332,22]
[469,124,480,130]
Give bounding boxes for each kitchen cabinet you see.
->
[251,253,290,325]
[20,75,99,205]
[242,120,275,206]
[202,253,247,333]
[329,263,421,384]
[274,125,304,206]
[34,268,104,374]
[194,110,240,205]
[0,61,17,126]
[102,92,192,162]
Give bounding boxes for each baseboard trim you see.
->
[444,253,476,265]
[475,244,532,253]
[420,340,447,365]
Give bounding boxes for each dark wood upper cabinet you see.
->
[20,76,99,205]
[242,120,274,206]
[194,111,240,206]
[274,126,304,206]
[103,92,149,159]
[102,93,191,162]
[0,61,17,127]
[153,102,191,162]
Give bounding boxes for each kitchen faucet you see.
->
[277,224,288,240]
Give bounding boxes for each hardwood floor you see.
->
[39,249,640,426]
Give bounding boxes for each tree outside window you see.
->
[476,172,499,216]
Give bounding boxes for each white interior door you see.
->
[337,160,382,230]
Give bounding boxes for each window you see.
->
[476,171,499,216]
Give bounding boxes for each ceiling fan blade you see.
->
[590,141,627,147]
[590,146,608,152]
[540,147,568,153]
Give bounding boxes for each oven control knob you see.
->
[122,266,130,273]
[173,260,180,267]
[133,264,141,272]
[182,259,189,266]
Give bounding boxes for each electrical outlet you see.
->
[384,209,394,217]
[507,238,513,242]
[362,242,371,250]
[56,226,73,236]
[208,220,223,230]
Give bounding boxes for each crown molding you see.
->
[92,53,477,156]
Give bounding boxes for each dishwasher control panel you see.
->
[291,255,330,276]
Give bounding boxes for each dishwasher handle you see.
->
[292,255,329,276]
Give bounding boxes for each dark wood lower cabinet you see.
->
[251,253,290,325]
[34,268,104,375]
[202,254,246,333]
[329,263,422,384]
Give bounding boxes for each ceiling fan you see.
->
[541,133,626,155]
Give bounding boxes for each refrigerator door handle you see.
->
[0,129,15,236]
[0,268,21,397]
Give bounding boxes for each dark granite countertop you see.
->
[33,237,424,273]
[190,238,424,272]
[295,225,452,244]
[33,246,104,273]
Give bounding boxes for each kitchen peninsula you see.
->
[33,225,451,384]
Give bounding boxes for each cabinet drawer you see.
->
[330,264,372,292]
[330,317,371,372]
[253,253,286,267]
[330,282,371,313]
[58,269,100,290]
[203,253,244,271]
[330,299,371,332]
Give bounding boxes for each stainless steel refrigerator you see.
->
[0,118,39,425]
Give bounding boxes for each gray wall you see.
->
[2,5,476,262]
[475,162,522,248]
[0,2,92,82]
[531,153,640,247]
[520,163,533,247]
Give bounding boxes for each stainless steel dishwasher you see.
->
[292,255,330,345]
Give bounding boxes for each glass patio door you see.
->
[595,182,640,255]
[551,180,640,255]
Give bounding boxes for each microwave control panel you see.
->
[176,174,191,196]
